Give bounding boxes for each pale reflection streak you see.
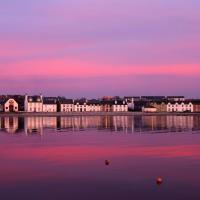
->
[0,115,200,135]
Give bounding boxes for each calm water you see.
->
[1,115,200,200]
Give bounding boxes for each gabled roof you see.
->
[74,100,87,105]
[101,100,127,105]
[167,101,193,104]
[27,96,42,103]
[43,97,57,105]
[0,98,19,105]
[101,100,115,105]
[115,100,127,105]
[59,99,74,104]
[87,99,101,105]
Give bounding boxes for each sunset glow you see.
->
[1,0,200,97]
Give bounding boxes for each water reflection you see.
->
[0,115,200,134]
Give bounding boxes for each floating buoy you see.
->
[105,160,110,166]
[156,177,163,185]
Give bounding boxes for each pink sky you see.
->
[0,0,200,97]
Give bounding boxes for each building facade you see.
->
[101,100,128,112]
[86,100,101,112]
[74,100,87,112]
[25,95,43,112]
[112,100,128,112]
[4,98,19,112]
[59,99,74,112]
[43,98,57,112]
[167,101,193,112]
[192,100,200,113]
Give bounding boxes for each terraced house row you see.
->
[1,95,200,113]
[142,100,200,113]
[0,95,128,113]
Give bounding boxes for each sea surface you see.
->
[1,115,200,200]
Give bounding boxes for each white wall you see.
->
[113,105,128,112]
[86,105,101,112]
[4,99,18,112]
[167,103,193,112]
[43,104,57,112]
[61,104,74,112]
[27,102,43,112]
[74,104,87,112]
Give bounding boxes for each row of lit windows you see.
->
[169,105,192,108]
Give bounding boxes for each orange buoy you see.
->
[105,160,110,166]
[156,177,163,185]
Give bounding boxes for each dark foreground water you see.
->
[1,115,200,200]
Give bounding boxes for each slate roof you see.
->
[101,100,127,105]
[27,96,42,103]
[0,97,20,105]
[59,99,74,104]
[74,100,87,105]
[167,100,193,104]
[43,97,57,105]
[87,99,101,105]
[115,100,127,105]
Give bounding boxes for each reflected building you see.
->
[100,116,114,130]
[166,115,194,131]
[59,116,102,131]
[0,115,200,135]
[43,117,57,129]
[24,117,43,135]
[113,116,129,132]
[193,116,200,131]
[3,117,19,133]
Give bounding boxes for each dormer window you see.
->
[37,98,41,102]
[29,98,32,102]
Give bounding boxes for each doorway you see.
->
[9,105,14,112]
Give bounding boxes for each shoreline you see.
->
[0,112,200,117]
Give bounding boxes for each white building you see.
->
[101,100,128,112]
[25,95,43,112]
[43,98,57,112]
[112,100,128,112]
[4,98,19,112]
[86,100,101,112]
[24,117,43,134]
[59,99,74,112]
[74,100,87,112]
[167,101,193,112]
